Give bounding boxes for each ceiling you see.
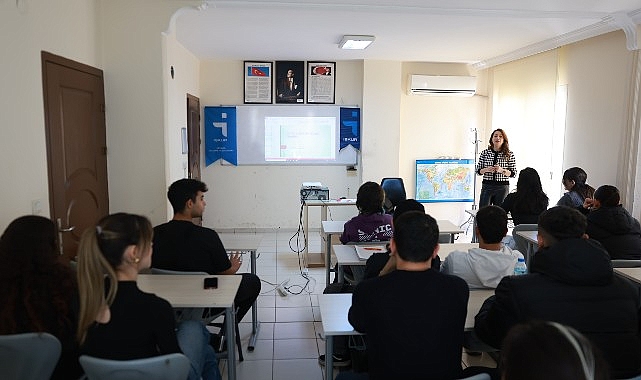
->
[174,0,641,68]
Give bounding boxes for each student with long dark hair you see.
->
[476,129,517,207]
[501,167,549,225]
[0,215,82,380]
[77,213,220,380]
[557,167,595,207]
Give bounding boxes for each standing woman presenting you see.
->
[476,129,517,207]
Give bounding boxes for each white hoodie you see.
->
[441,246,524,289]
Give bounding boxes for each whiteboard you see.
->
[216,105,359,165]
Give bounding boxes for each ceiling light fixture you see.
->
[338,35,375,50]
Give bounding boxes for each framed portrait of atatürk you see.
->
[275,61,305,104]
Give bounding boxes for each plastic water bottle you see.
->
[514,257,527,275]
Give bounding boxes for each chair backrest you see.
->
[511,223,538,263]
[0,332,61,380]
[380,177,407,213]
[79,353,190,380]
[612,259,641,268]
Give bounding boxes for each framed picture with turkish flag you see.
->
[275,61,305,104]
[307,61,335,104]
[244,61,273,104]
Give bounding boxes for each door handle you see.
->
[56,218,75,256]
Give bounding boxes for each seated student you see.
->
[340,181,393,283]
[0,215,82,380]
[501,321,610,380]
[346,211,469,380]
[579,185,641,260]
[77,213,220,380]
[474,206,641,379]
[441,205,523,289]
[500,167,549,225]
[152,179,261,324]
[363,199,440,280]
[557,167,595,208]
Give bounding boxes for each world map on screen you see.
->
[416,159,474,203]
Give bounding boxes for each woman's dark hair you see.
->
[563,167,595,200]
[511,167,549,215]
[0,215,76,337]
[487,128,511,158]
[593,185,620,207]
[356,181,385,215]
[501,321,610,380]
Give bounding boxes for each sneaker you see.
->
[318,354,351,367]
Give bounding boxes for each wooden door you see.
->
[41,51,109,261]
[187,94,201,180]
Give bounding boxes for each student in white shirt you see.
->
[441,205,523,289]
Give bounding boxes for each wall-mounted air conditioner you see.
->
[408,75,476,96]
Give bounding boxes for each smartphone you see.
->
[203,277,218,289]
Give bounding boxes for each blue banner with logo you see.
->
[204,106,237,166]
[339,107,360,151]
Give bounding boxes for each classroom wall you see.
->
[100,0,185,225]
[162,32,201,219]
[198,60,364,230]
[399,63,487,225]
[0,0,101,232]
[561,31,636,194]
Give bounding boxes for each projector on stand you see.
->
[300,182,330,202]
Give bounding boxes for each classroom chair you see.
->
[0,332,61,380]
[611,259,641,268]
[79,353,190,380]
[380,177,406,214]
[511,224,537,264]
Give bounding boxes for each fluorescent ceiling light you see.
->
[338,35,375,50]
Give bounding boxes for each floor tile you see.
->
[275,293,311,308]
[273,321,317,339]
[273,359,324,380]
[273,338,320,359]
[223,359,273,380]
[238,338,274,361]
[276,307,314,322]
[242,307,275,323]
[257,295,276,308]
[238,321,274,341]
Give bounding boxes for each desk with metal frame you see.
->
[318,289,493,380]
[137,274,241,380]
[614,267,641,283]
[332,242,480,283]
[302,199,356,268]
[220,234,262,351]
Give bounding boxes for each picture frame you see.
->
[244,61,273,104]
[275,61,305,104]
[307,61,335,104]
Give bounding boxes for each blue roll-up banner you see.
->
[339,107,360,151]
[204,106,237,166]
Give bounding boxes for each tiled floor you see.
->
[216,229,496,380]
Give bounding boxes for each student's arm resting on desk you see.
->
[473,277,521,349]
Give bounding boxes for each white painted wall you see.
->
[561,31,635,192]
[0,0,100,232]
[162,32,200,219]
[99,0,184,225]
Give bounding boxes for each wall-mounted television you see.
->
[415,159,474,203]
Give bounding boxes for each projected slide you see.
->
[265,117,336,161]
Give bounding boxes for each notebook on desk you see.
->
[355,245,387,260]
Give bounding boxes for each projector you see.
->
[300,182,329,201]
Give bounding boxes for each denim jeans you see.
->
[479,184,509,207]
[176,320,221,380]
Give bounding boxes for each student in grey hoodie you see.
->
[441,205,523,288]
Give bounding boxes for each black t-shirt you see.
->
[152,220,231,274]
[82,281,181,359]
